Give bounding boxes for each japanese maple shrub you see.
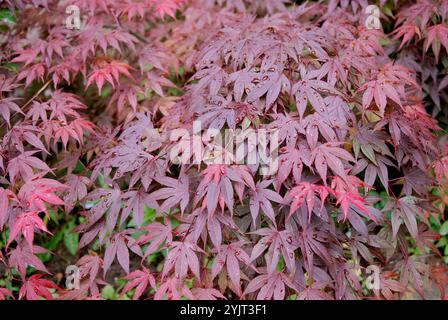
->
[0,0,447,300]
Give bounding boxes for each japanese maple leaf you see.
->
[292,78,340,119]
[245,68,290,107]
[18,177,67,213]
[373,108,437,164]
[86,58,133,94]
[244,270,296,300]
[138,217,173,256]
[117,112,160,148]
[429,265,448,300]
[49,118,95,150]
[0,97,22,126]
[16,63,45,87]
[249,180,283,225]
[7,151,53,184]
[82,187,122,232]
[400,167,433,196]
[307,57,348,87]
[76,253,105,296]
[373,271,408,300]
[162,241,204,280]
[64,118,95,148]
[357,64,416,116]
[227,68,255,103]
[0,287,13,300]
[58,281,104,301]
[43,122,78,150]
[179,208,239,248]
[297,282,334,300]
[63,175,91,213]
[154,278,194,300]
[274,145,306,189]
[267,113,303,146]
[8,242,50,280]
[103,230,142,275]
[67,0,110,15]
[250,227,297,274]
[145,70,177,97]
[433,155,448,184]
[35,34,67,62]
[197,97,261,130]
[311,142,355,182]
[77,21,137,60]
[190,65,228,96]
[0,187,15,228]
[121,189,158,228]
[4,124,47,154]
[116,1,146,21]
[45,90,87,122]
[384,196,422,239]
[191,288,226,300]
[339,206,383,236]
[195,164,255,216]
[11,48,39,66]
[333,262,364,299]
[394,0,435,29]
[211,241,255,296]
[424,24,448,62]
[105,144,161,185]
[392,24,421,50]
[105,144,154,181]
[301,113,337,150]
[398,257,427,298]
[351,124,393,165]
[346,233,380,265]
[285,181,331,221]
[331,176,370,221]
[352,155,394,192]
[108,84,140,114]
[7,211,51,248]
[120,267,156,300]
[148,173,189,214]
[291,28,330,59]
[152,0,183,19]
[295,209,333,277]
[19,274,60,300]
[139,43,179,72]
[321,95,350,139]
[0,75,19,93]
[75,220,103,250]
[414,224,441,256]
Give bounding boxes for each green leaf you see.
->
[440,220,448,236]
[48,209,61,225]
[44,229,64,251]
[64,231,79,256]
[0,9,16,24]
[437,237,447,247]
[352,139,360,159]
[143,205,156,223]
[361,144,377,165]
[383,5,394,18]
[101,285,116,300]
[178,65,184,76]
[64,220,79,255]
[276,256,284,272]
[1,62,18,72]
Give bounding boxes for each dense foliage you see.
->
[0,0,447,300]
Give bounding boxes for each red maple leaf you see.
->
[19,274,60,300]
[7,211,51,248]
